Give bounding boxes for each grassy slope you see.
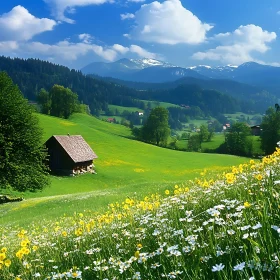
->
[0,113,248,226]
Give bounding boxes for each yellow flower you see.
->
[0,253,6,261]
[165,190,170,195]
[21,239,30,247]
[134,251,140,258]
[22,247,30,255]
[0,247,7,253]
[174,185,179,189]
[255,174,263,181]
[16,251,23,259]
[137,243,143,249]
[174,189,180,195]
[4,259,11,267]
[15,277,22,280]
[244,201,251,208]
[62,231,68,237]
[32,245,38,251]
[184,187,189,192]
[74,228,83,236]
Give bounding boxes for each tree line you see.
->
[0,56,262,120]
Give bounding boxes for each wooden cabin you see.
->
[251,125,261,136]
[45,135,98,175]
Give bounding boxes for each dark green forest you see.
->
[0,56,269,118]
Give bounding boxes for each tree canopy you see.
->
[0,72,49,192]
[261,106,280,155]
[225,122,252,156]
[141,107,170,146]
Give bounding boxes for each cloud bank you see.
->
[0,5,56,41]
[44,0,112,23]
[192,24,276,65]
[130,0,213,45]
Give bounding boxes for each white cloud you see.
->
[0,6,56,41]
[129,44,156,58]
[0,41,19,52]
[120,13,135,20]
[127,0,146,3]
[277,11,280,15]
[112,44,129,54]
[78,33,93,43]
[130,0,213,45]
[24,40,118,61]
[44,0,112,23]
[113,43,157,58]
[192,24,277,65]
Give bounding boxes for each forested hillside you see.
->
[0,56,268,116]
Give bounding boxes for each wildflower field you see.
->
[1,145,280,279]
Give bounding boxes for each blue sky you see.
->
[0,0,280,69]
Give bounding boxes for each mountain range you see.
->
[81,59,280,95]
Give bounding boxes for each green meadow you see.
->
[1,113,248,226]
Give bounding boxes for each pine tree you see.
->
[0,72,49,192]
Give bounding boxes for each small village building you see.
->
[107,117,116,123]
[45,135,98,175]
[251,125,261,136]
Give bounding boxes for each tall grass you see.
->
[1,148,280,279]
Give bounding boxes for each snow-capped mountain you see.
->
[186,64,238,79]
[81,59,280,92]
[130,58,175,69]
[81,58,205,82]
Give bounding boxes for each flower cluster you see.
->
[1,148,280,279]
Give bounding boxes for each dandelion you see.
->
[165,190,170,195]
[0,247,7,253]
[244,201,251,208]
[212,263,225,272]
[4,259,11,267]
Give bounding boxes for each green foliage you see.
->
[0,113,248,227]
[187,134,201,152]
[37,85,82,119]
[260,106,280,155]
[225,122,252,156]
[50,85,79,119]
[37,88,51,114]
[0,72,49,192]
[141,107,170,146]
[199,124,210,142]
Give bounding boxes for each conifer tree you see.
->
[0,72,49,192]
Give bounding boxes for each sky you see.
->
[0,0,280,69]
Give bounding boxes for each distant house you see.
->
[45,135,98,175]
[138,112,144,116]
[251,125,261,136]
[107,117,116,123]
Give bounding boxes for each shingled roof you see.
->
[53,135,97,163]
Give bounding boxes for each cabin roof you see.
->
[49,135,98,163]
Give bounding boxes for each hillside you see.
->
[0,56,272,116]
[1,113,280,279]
[97,76,276,113]
[0,113,247,226]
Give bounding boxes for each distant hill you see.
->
[83,58,280,95]
[0,56,273,117]
[92,75,276,113]
[81,58,208,82]
[188,62,280,94]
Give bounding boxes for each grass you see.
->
[176,133,263,155]
[0,113,248,227]
[1,149,279,279]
